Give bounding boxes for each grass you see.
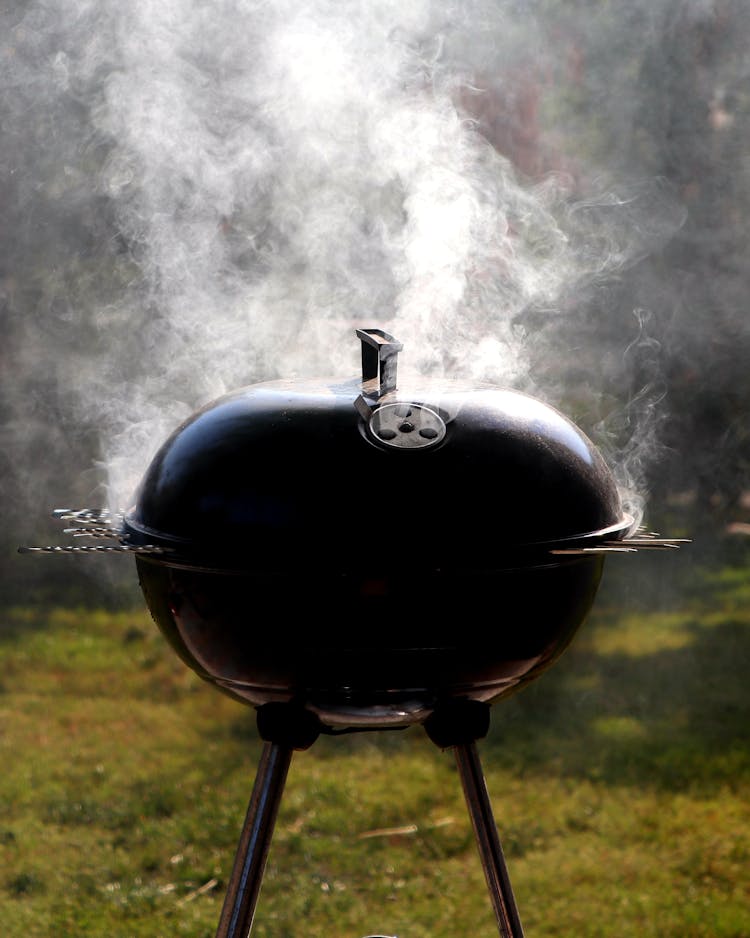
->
[1,539,749,937]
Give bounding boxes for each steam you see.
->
[5,0,714,542]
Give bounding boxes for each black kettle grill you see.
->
[22,328,685,937]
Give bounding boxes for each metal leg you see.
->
[215,741,293,938]
[454,741,525,938]
[214,703,521,938]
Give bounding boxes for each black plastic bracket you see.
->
[423,698,491,749]
[255,702,322,751]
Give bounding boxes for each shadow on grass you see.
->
[484,616,749,792]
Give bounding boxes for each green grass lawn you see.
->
[1,539,749,937]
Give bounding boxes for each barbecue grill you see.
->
[21,327,686,937]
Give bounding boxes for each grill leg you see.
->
[454,740,525,938]
[215,703,321,938]
[215,740,293,938]
[424,700,525,938]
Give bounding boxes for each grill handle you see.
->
[356,328,402,399]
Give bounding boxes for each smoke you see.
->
[6,0,744,558]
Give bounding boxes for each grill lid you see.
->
[120,329,633,572]
[20,330,688,565]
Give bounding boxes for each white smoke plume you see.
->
[3,0,701,543]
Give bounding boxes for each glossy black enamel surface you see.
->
[135,553,604,727]
[123,377,627,573]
